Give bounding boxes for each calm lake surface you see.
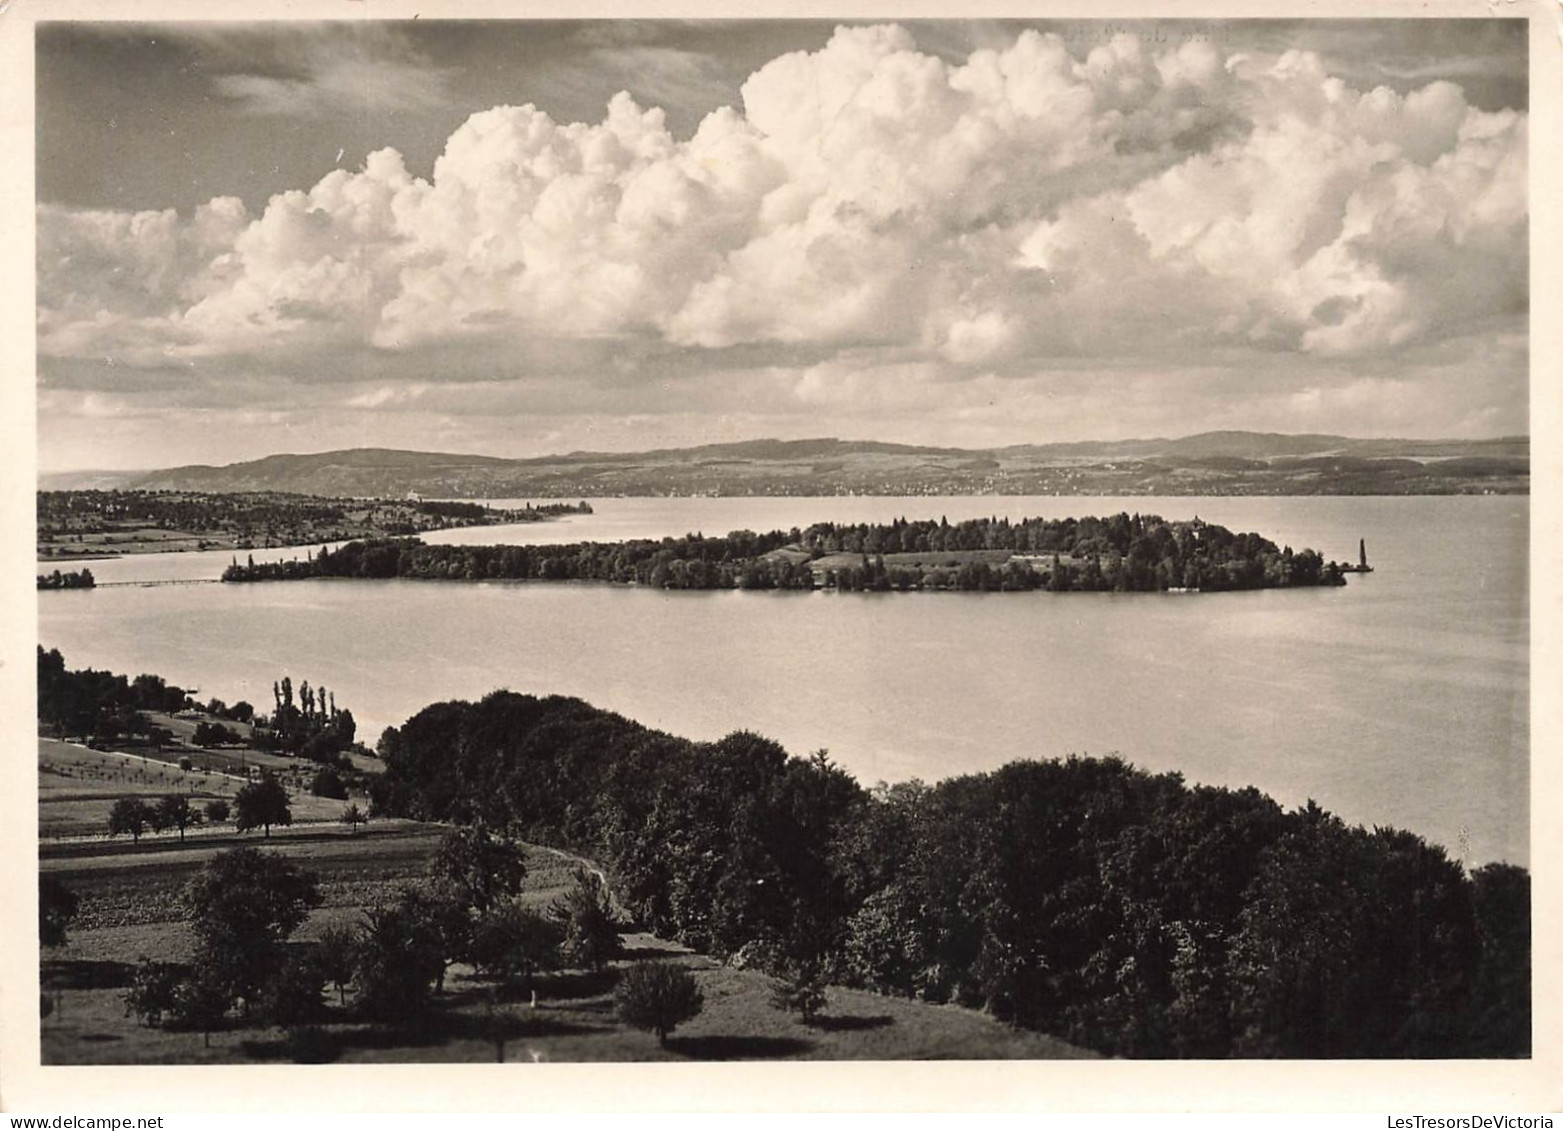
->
[38,495,1529,866]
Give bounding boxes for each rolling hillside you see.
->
[58,432,1528,498]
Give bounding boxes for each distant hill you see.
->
[103,432,1528,498]
[38,468,153,491]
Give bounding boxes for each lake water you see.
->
[37,495,1529,866]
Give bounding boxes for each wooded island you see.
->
[222,513,1349,592]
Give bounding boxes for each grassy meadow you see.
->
[39,737,1092,1064]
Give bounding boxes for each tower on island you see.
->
[1342,538,1374,573]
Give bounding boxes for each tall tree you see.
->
[548,869,622,972]
[355,889,447,1024]
[181,847,322,1002]
[429,824,527,914]
[155,794,201,843]
[234,773,292,838]
[108,797,153,842]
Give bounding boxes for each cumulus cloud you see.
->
[37,24,1527,434]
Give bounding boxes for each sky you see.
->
[35,19,1528,471]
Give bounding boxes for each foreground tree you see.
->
[340,802,367,834]
[354,890,447,1024]
[614,961,704,1047]
[429,823,527,914]
[234,773,292,837]
[40,875,80,949]
[108,797,153,842]
[548,869,622,972]
[181,847,322,1004]
[123,960,180,1028]
[770,962,829,1024]
[169,966,232,1048]
[155,794,201,843]
[257,952,326,1030]
[314,922,360,1006]
[467,899,563,990]
[1467,862,1531,1056]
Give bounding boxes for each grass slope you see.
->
[40,799,1092,1063]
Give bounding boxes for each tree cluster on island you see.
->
[364,689,1528,1059]
[220,513,1347,592]
[37,568,96,590]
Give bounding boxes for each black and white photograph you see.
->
[4,0,1556,1112]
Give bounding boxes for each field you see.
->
[40,737,356,838]
[39,749,1093,1063]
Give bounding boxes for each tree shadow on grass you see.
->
[42,959,137,991]
[439,1011,599,1042]
[331,1021,451,1051]
[545,996,617,1019]
[240,1028,341,1064]
[534,968,620,1000]
[808,1014,894,1033]
[666,1035,814,1060]
[444,968,619,1008]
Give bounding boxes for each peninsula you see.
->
[36,490,591,561]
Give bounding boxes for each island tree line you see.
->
[222,513,1346,592]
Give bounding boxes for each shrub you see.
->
[310,767,348,800]
[40,875,79,949]
[258,953,326,1029]
[770,962,828,1024]
[467,900,563,987]
[123,960,181,1027]
[193,721,238,747]
[355,892,447,1024]
[613,961,704,1046]
[548,869,622,972]
[169,967,232,1046]
[315,922,360,1006]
